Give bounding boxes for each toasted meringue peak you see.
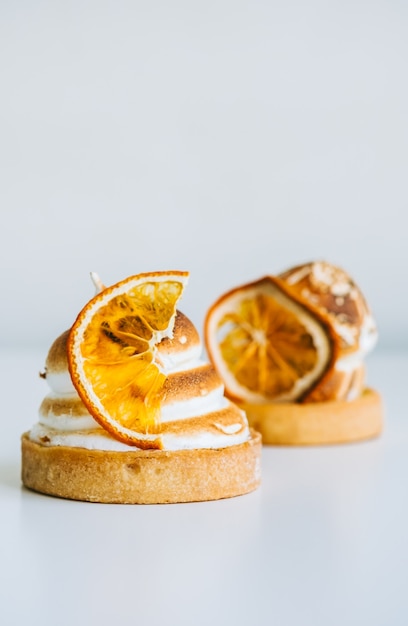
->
[43,330,77,394]
[90,271,105,294]
[158,310,200,355]
[45,330,70,373]
[279,260,377,402]
[279,260,378,356]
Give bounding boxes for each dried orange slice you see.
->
[204,276,337,404]
[67,271,189,448]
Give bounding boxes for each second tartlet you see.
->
[205,261,383,446]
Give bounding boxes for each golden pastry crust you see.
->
[241,389,383,446]
[21,430,261,504]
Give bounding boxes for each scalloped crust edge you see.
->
[21,429,261,504]
[241,388,383,446]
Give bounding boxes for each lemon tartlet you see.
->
[22,272,261,503]
[205,261,383,446]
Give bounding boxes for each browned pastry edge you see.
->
[241,388,383,446]
[21,429,261,504]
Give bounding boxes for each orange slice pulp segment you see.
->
[204,276,337,404]
[67,271,189,448]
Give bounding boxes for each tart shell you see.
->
[241,389,383,446]
[21,429,261,504]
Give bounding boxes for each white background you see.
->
[1,0,407,352]
[1,5,408,625]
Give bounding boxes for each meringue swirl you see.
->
[30,312,250,451]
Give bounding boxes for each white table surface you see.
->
[1,350,407,626]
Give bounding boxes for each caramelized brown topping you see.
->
[158,311,200,354]
[163,364,222,403]
[45,329,70,373]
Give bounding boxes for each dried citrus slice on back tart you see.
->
[67,271,189,449]
[204,276,338,405]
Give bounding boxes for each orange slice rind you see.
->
[205,276,338,405]
[67,271,189,449]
